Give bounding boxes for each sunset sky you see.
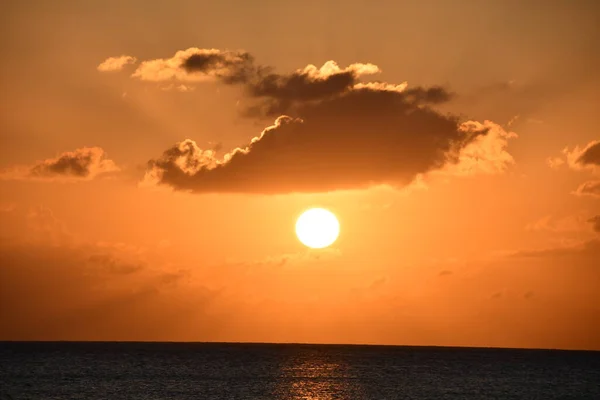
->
[1,0,599,350]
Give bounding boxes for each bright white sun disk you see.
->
[295,208,340,249]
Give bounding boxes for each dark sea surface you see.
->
[1,342,599,399]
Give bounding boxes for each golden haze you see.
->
[0,0,599,350]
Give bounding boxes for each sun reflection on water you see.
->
[272,347,366,399]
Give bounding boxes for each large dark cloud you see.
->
[0,147,119,181]
[133,48,514,194]
[144,91,514,193]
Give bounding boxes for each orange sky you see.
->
[1,0,599,350]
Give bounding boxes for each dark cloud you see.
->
[132,48,514,194]
[0,147,119,181]
[131,48,254,83]
[576,141,600,166]
[402,86,453,104]
[557,140,600,172]
[127,47,457,118]
[548,140,600,197]
[178,51,451,115]
[31,152,94,177]
[144,87,513,193]
[246,83,453,118]
[130,48,458,118]
[250,68,354,102]
[181,51,256,84]
[246,62,381,109]
[132,48,390,112]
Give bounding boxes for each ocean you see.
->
[1,342,599,399]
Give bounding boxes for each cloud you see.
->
[353,81,408,92]
[144,107,513,194]
[97,55,137,72]
[144,93,515,194]
[0,147,119,182]
[129,47,453,114]
[131,47,378,89]
[546,156,565,169]
[550,140,600,173]
[439,120,516,176]
[247,60,380,106]
[160,83,195,92]
[573,140,600,168]
[132,48,254,83]
[588,215,600,234]
[548,140,600,198]
[573,181,600,198]
[125,48,515,193]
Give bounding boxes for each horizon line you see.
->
[1,340,598,353]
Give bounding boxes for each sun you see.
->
[295,208,340,249]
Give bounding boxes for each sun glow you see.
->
[295,208,340,249]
